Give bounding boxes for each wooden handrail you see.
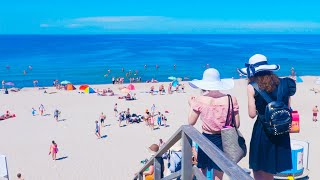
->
[133,125,252,180]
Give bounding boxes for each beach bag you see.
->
[221,95,247,163]
[290,110,300,133]
[168,151,182,173]
[251,79,292,136]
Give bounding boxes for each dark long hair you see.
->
[249,71,280,93]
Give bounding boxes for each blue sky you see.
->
[0,0,319,34]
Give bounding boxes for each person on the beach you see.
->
[141,144,164,179]
[39,104,45,116]
[33,80,38,87]
[161,114,167,127]
[188,68,239,180]
[100,112,106,127]
[313,105,319,122]
[1,80,4,89]
[17,173,24,180]
[126,108,131,124]
[168,83,172,94]
[181,84,185,93]
[95,120,101,139]
[114,103,118,117]
[238,54,296,180]
[32,108,36,116]
[149,115,155,130]
[157,112,162,126]
[144,110,150,126]
[112,77,115,84]
[54,109,59,122]
[151,104,156,116]
[49,140,58,161]
[150,86,154,95]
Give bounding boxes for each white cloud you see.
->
[39,16,320,33]
[74,16,168,23]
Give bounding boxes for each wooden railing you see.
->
[133,125,253,180]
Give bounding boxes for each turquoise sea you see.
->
[0,34,319,87]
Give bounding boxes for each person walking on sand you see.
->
[313,106,319,122]
[54,109,59,122]
[32,108,36,116]
[1,80,4,89]
[95,120,101,139]
[150,115,155,130]
[39,104,45,116]
[49,140,58,161]
[238,54,296,180]
[100,112,106,127]
[157,112,162,126]
[151,104,156,116]
[114,103,118,117]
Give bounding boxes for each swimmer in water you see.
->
[122,67,124,72]
[135,70,139,74]
[108,69,111,73]
[156,64,159,69]
[23,70,27,75]
[206,64,210,69]
[173,64,176,70]
[144,64,147,69]
[104,74,109,77]
[29,65,32,70]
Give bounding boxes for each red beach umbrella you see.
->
[79,84,89,90]
[127,84,135,90]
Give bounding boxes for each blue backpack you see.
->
[251,79,292,136]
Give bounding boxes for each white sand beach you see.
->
[0,76,319,180]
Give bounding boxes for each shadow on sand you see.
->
[56,156,68,161]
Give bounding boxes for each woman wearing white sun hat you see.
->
[238,54,296,180]
[188,68,240,180]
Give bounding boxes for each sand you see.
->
[0,76,319,180]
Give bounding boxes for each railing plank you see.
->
[182,126,252,180]
[154,157,162,179]
[192,166,206,180]
[161,171,181,180]
[181,132,192,180]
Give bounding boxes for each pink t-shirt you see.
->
[191,98,239,132]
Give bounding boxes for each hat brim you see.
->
[237,64,280,76]
[188,79,234,91]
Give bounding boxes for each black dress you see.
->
[249,78,296,174]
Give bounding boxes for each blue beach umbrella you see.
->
[172,80,179,87]
[61,80,71,85]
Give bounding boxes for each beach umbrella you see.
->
[127,84,135,90]
[172,80,179,87]
[79,84,89,90]
[168,76,176,81]
[65,84,76,90]
[121,88,130,94]
[84,87,95,93]
[4,82,14,86]
[61,80,71,85]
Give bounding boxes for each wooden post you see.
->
[181,132,192,180]
[154,157,162,180]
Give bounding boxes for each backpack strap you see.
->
[250,82,273,103]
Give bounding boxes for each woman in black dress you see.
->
[238,54,296,180]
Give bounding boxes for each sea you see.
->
[0,34,320,87]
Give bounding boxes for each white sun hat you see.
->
[237,54,280,77]
[189,68,234,91]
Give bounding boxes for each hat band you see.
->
[245,61,268,77]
